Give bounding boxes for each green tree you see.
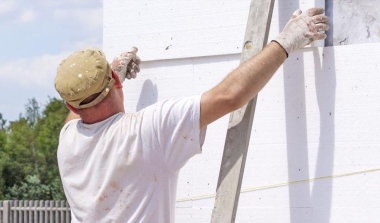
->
[2,99,44,190]
[0,113,6,146]
[0,97,68,200]
[0,113,7,199]
[36,98,68,199]
[25,98,40,127]
[5,175,51,200]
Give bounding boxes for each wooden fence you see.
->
[0,201,71,223]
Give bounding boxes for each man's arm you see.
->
[200,42,286,128]
[200,8,329,129]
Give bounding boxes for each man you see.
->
[56,8,329,222]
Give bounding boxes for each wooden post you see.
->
[50,200,54,222]
[0,201,3,222]
[45,200,49,222]
[61,200,65,223]
[3,200,10,223]
[210,0,275,222]
[13,200,18,222]
[40,200,44,223]
[23,200,28,222]
[66,201,71,223]
[29,200,33,223]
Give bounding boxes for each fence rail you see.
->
[0,200,71,223]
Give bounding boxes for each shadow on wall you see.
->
[136,79,158,111]
[309,1,336,222]
[310,46,336,223]
[279,1,312,222]
[280,1,336,223]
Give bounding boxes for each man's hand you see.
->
[274,8,330,56]
[111,47,141,83]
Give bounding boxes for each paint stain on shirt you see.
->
[98,194,108,203]
[109,181,119,189]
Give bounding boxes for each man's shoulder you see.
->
[60,118,80,135]
[144,95,202,111]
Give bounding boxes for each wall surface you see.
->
[103,0,325,61]
[325,0,380,46]
[104,0,380,222]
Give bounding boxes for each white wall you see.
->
[104,1,380,222]
[103,0,325,61]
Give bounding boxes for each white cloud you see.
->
[0,0,15,15]
[0,52,70,87]
[61,38,103,52]
[20,8,36,23]
[54,7,103,31]
[38,0,102,8]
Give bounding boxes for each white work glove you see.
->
[273,8,330,56]
[111,47,141,83]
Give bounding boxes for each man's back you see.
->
[58,97,206,222]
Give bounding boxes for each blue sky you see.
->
[0,0,103,121]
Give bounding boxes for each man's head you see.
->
[55,47,117,108]
[55,47,124,122]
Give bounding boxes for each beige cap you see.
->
[55,47,115,109]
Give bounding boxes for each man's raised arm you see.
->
[200,8,329,128]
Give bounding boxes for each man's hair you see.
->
[77,86,116,115]
[80,92,103,106]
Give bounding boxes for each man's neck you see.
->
[80,108,124,124]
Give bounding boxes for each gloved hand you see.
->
[111,47,141,83]
[273,8,330,56]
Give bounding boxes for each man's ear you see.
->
[112,71,123,89]
[66,102,79,115]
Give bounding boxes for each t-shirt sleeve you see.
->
[149,95,207,172]
[59,119,79,141]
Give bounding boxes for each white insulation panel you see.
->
[104,0,324,61]
[104,0,380,222]
[114,43,380,222]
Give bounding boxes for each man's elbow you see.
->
[225,91,256,112]
[221,94,247,113]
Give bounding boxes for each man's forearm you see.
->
[200,42,287,128]
[222,41,287,108]
[212,41,287,109]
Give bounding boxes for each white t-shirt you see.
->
[57,95,207,223]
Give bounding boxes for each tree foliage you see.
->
[0,98,68,200]
[5,175,51,200]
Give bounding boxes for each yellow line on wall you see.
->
[176,167,380,202]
